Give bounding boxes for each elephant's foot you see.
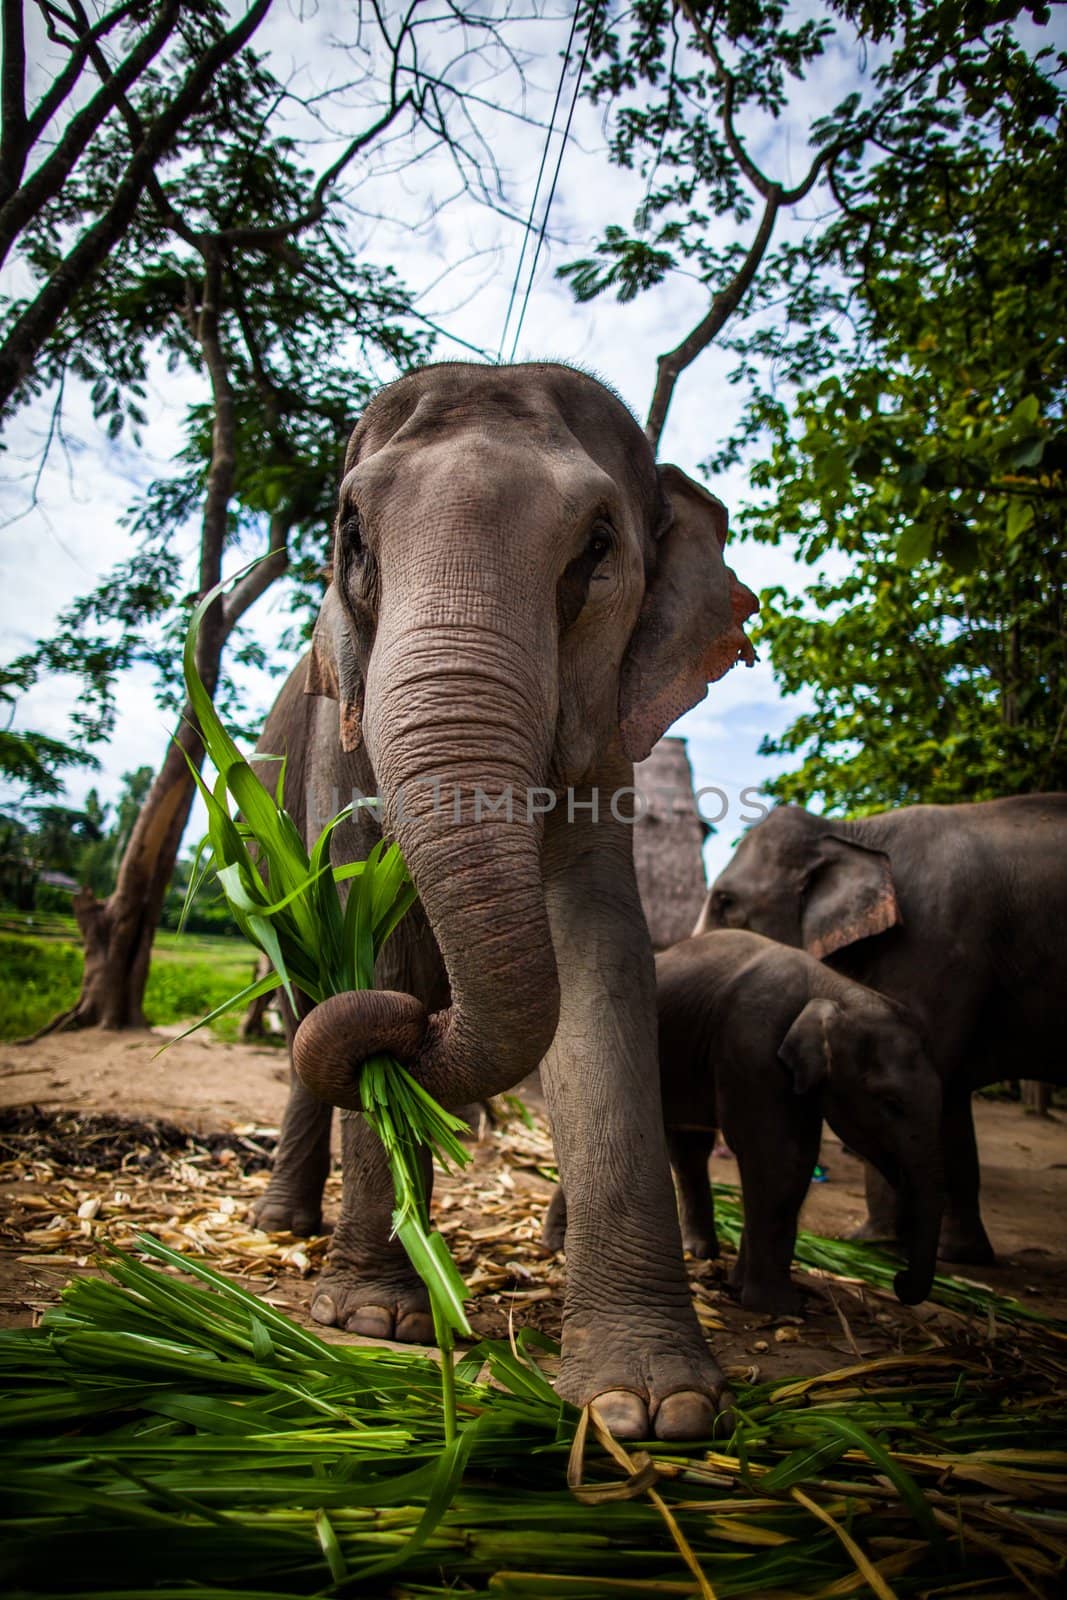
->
[938,1219,995,1266]
[310,1255,434,1342]
[556,1316,732,1442]
[251,1183,325,1238]
[739,1278,804,1317]
[848,1215,899,1245]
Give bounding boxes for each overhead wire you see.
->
[497,2,595,364]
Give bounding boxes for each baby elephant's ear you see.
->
[778,998,839,1096]
[619,465,757,763]
[305,586,365,753]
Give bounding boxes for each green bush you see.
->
[0,928,259,1040]
[0,931,82,1038]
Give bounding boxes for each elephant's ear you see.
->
[778,997,839,1095]
[801,836,901,960]
[305,585,364,753]
[619,465,758,763]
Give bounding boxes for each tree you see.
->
[562,0,1058,448]
[1,661,99,797]
[11,2,539,1031]
[0,0,280,416]
[736,118,1067,811]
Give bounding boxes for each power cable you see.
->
[496,2,583,363]
[506,3,598,364]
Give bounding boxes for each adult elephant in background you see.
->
[697,797,1067,1264]
[253,361,757,1440]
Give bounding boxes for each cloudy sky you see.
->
[0,0,885,879]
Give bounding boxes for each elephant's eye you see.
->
[558,523,615,630]
[586,525,614,567]
[339,510,363,558]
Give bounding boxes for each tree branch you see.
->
[0,0,28,204]
[24,0,138,147]
[674,0,773,198]
[0,0,181,272]
[0,0,272,415]
[645,183,781,450]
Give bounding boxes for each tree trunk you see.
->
[239,952,276,1039]
[27,239,289,1037]
[1021,1080,1051,1117]
[62,728,203,1029]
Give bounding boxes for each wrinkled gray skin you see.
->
[545,930,944,1316]
[252,362,757,1441]
[697,798,1067,1264]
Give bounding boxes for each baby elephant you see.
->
[544,929,944,1316]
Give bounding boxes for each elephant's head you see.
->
[696,805,901,959]
[292,363,757,1111]
[779,993,943,1304]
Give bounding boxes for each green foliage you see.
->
[1,1241,1064,1595]
[0,767,165,907]
[179,575,473,1430]
[738,118,1066,811]
[10,20,432,749]
[561,2,1062,444]
[0,665,99,799]
[0,925,254,1041]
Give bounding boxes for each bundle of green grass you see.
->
[4,575,1066,1597]
[3,1239,1067,1597]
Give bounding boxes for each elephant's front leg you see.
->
[540,814,730,1441]
[667,1129,719,1260]
[252,1068,332,1236]
[937,1085,995,1264]
[310,1111,434,1342]
[253,997,332,1236]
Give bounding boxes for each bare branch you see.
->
[222,511,291,627]
[0,0,273,414]
[0,0,28,202]
[675,0,773,198]
[24,0,139,147]
[645,183,782,451]
[0,0,181,272]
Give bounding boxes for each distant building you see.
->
[633,737,707,951]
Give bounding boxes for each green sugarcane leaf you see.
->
[348,1424,481,1582]
[315,1508,347,1582]
[249,1316,276,1363]
[798,1415,942,1549]
[245,915,297,1009]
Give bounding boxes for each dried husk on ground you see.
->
[2,1104,1067,1598]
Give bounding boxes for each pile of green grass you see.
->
[2,1238,1065,1598]
[0,926,257,1041]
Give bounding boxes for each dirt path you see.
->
[2,1027,1065,1387]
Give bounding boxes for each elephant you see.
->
[696,797,1067,1264]
[541,929,944,1316]
[251,361,758,1440]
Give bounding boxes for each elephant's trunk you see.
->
[892,1158,945,1306]
[293,603,561,1113]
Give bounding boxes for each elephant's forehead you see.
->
[350,362,655,492]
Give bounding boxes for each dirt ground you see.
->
[2,1024,1065,1386]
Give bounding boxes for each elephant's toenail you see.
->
[653,1390,719,1441]
[310,1294,337,1325]
[396,1312,436,1344]
[347,1306,394,1339]
[590,1390,650,1440]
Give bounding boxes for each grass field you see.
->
[0,909,262,1041]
